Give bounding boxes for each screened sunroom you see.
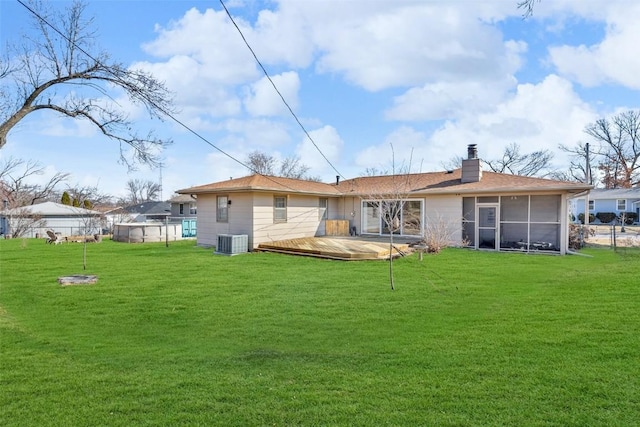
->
[462,195,562,252]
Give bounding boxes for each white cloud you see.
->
[385,78,517,121]
[143,8,258,85]
[355,126,430,172]
[243,71,300,116]
[429,75,597,167]
[548,3,640,89]
[296,125,344,177]
[305,2,524,91]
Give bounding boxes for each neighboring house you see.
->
[123,201,171,222]
[177,145,591,255]
[571,188,640,224]
[97,206,134,233]
[168,194,197,238]
[0,201,103,238]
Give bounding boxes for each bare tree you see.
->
[246,151,277,175]
[484,142,554,177]
[439,155,464,171]
[364,145,413,291]
[3,207,47,238]
[558,141,597,184]
[279,156,310,179]
[361,166,390,177]
[0,157,69,208]
[58,184,112,208]
[584,110,640,188]
[245,151,316,180]
[76,209,104,270]
[122,179,161,204]
[0,0,175,169]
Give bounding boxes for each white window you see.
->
[274,196,287,222]
[617,199,626,211]
[189,203,197,215]
[179,203,184,215]
[217,196,228,222]
[588,200,594,211]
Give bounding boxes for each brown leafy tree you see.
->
[0,0,174,169]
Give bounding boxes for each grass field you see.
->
[1,238,639,426]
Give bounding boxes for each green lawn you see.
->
[1,238,639,426]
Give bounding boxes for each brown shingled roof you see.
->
[177,174,341,196]
[336,169,591,195]
[177,170,591,197]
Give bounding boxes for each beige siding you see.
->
[252,194,323,248]
[337,196,359,233]
[424,195,463,245]
[194,195,217,246]
[195,193,254,248]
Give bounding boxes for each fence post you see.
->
[612,224,616,250]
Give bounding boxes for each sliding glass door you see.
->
[361,199,423,236]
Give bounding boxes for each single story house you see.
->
[177,145,592,254]
[168,194,197,237]
[571,188,640,224]
[0,201,103,238]
[123,201,171,223]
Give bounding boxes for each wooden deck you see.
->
[256,237,413,260]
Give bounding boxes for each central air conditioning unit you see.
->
[216,234,248,255]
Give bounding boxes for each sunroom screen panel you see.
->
[501,196,529,221]
[500,223,529,250]
[530,224,560,251]
[530,195,561,222]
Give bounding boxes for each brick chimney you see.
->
[461,144,482,183]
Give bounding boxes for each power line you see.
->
[14,0,315,194]
[218,0,346,181]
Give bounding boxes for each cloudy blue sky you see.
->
[1,0,639,198]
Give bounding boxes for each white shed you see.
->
[0,201,103,238]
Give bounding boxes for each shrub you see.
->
[568,224,595,250]
[577,213,595,224]
[619,212,638,225]
[595,212,617,224]
[420,213,461,253]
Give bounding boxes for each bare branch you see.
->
[122,179,161,204]
[584,110,640,188]
[517,0,540,18]
[0,156,69,207]
[483,142,554,177]
[245,151,276,175]
[0,0,175,169]
[279,156,309,179]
